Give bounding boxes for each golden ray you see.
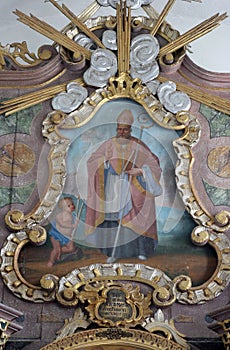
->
[50,1,100,49]
[14,9,91,60]
[72,1,100,22]
[159,12,228,57]
[142,4,159,21]
[126,3,131,73]
[117,2,122,74]
[117,1,131,75]
[150,0,176,36]
[0,78,84,116]
[47,0,105,49]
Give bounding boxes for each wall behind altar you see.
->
[1,0,230,73]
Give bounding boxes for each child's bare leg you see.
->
[47,237,61,267]
[61,241,76,254]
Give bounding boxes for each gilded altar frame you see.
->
[0,2,229,349]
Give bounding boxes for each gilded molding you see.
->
[1,70,230,304]
[62,73,190,131]
[43,308,190,350]
[0,1,229,309]
[221,319,230,349]
[173,117,230,232]
[0,232,57,302]
[40,327,190,350]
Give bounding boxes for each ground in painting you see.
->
[19,237,217,287]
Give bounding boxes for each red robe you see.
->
[85,136,162,241]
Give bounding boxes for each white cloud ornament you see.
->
[83,48,118,87]
[96,0,153,9]
[102,30,117,50]
[157,81,191,114]
[73,33,97,51]
[130,34,159,83]
[51,82,88,113]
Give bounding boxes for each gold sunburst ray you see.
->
[51,1,101,47]
[0,78,84,116]
[1,1,229,117]
[47,0,105,49]
[159,12,228,57]
[14,9,92,60]
[77,1,101,22]
[117,0,131,75]
[150,0,176,36]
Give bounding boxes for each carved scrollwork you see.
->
[5,211,47,248]
[55,264,178,309]
[0,3,229,311]
[40,274,59,293]
[214,210,230,231]
[25,225,47,246]
[62,72,190,131]
[142,309,190,349]
[56,308,91,340]
[0,232,57,302]
[5,210,26,231]
[175,230,230,304]
[0,42,57,70]
[87,282,152,327]
[191,226,210,246]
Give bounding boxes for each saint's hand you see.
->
[125,168,143,176]
[105,145,113,161]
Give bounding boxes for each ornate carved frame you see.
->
[0,0,229,334]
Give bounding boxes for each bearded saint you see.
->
[85,109,162,263]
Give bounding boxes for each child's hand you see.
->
[73,218,80,228]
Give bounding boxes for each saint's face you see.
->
[116,124,132,139]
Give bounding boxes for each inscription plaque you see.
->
[98,289,133,322]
